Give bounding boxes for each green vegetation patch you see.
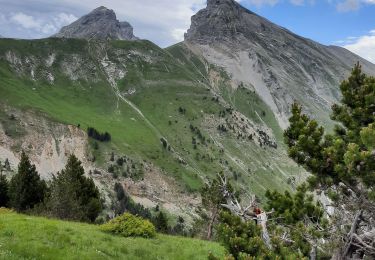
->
[100,213,156,238]
[0,210,225,260]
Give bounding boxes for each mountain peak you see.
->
[185,0,258,43]
[53,6,138,41]
[95,6,110,11]
[207,0,236,7]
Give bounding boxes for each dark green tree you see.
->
[212,176,322,259]
[171,216,186,235]
[46,154,102,222]
[285,63,375,192]
[4,159,10,171]
[201,175,229,240]
[0,174,9,207]
[216,211,288,259]
[331,63,375,141]
[265,184,324,225]
[265,184,328,257]
[284,64,375,258]
[154,211,169,233]
[8,151,46,211]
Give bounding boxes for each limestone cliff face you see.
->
[0,106,198,223]
[185,0,375,128]
[0,106,90,178]
[53,6,138,41]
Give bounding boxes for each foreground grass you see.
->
[0,210,225,260]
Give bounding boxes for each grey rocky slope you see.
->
[53,6,138,40]
[185,0,375,128]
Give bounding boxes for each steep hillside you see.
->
[0,209,225,259]
[2,1,370,220]
[0,37,303,220]
[185,0,375,129]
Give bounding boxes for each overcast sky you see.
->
[0,0,374,63]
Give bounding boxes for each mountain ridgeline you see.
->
[185,0,375,128]
[0,1,374,222]
[53,6,138,40]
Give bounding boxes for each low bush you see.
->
[0,208,13,214]
[87,127,111,142]
[100,213,156,238]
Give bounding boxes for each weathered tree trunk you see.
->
[310,244,317,260]
[340,210,363,259]
[207,208,218,240]
[258,212,272,249]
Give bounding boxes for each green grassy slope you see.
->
[0,209,225,260]
[0,38,304,198]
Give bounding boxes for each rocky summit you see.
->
[185,0,375,128]
[53,6,138,40]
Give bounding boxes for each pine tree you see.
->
[46,154,102,222]
[8,151,46,211]
[217,211,273,259]
[285,64,375,191]
[201,175,229,240]
[0,174,9,207]
[172,216,185,235]
[331,63,374,141]
[154,211,169,233]
[284,64,375,258]
[4,159,10,171]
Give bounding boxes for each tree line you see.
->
[87,127,111,142]
[0,152,102,223]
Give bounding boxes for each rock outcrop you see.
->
[185,0,375,128]
[53,6,138,40]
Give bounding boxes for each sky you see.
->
[0,0,374,63]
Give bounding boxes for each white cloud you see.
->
[336,0,375,12]
[171,28,187,42]
[54,13,77,26]
[344,30,375,63]
[6,11,77,36]
[39,0,206,46]
[0,0,320,44]
[11,12,41,29]
[0,0,374,46]
[337,0,360,11]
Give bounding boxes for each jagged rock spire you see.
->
[53,6,138,41]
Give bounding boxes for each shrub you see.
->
[217,211,269,259]
[0,208,13,214]
[100,213,156,238]
[87,127,111,142]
